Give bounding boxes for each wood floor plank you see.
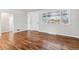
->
[0,30,79,50]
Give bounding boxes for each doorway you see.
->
[1,13,14,40]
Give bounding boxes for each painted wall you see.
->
[27,9,79,38]
[0,14,1,36]
[0,9,27,33]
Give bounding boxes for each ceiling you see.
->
[16,9,42,12]
[0,9,43,13]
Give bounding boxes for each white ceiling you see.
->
[16,9,42,12]
[0,9,43,13]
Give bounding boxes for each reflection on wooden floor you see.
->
[0,30,79,50]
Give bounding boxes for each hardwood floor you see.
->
[0,30,79,50]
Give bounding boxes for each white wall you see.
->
[0,14,1,36]
[0,9,27,33]
[14,11,27,32]
[27,9,79,38]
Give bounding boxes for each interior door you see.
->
[27,12,39,31]
[1,13,14,40]
[1,13,14,33]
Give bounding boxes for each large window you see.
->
[41,9,70,24]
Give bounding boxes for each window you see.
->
[41,9,70,24]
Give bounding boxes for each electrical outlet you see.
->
[17,29,20,31]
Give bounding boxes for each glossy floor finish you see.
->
[0,30,79,50]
